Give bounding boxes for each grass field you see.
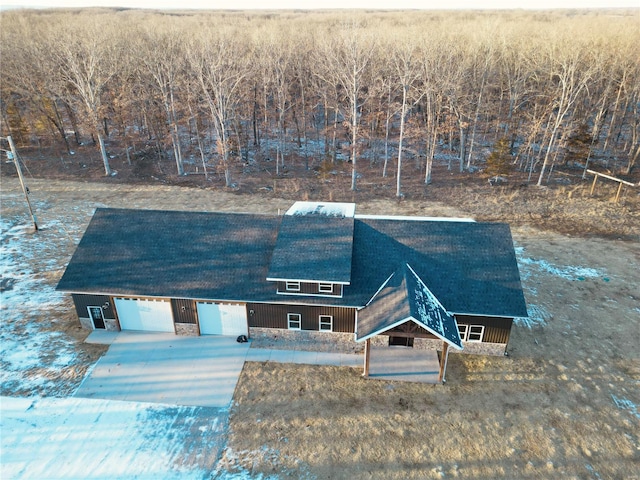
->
[1,177,638,479]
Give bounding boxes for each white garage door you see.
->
[197,302,248,336]
[114,298,175,333]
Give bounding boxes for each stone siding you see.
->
[79,317,93,330]
[365,335,506,356]
[175,323,199,336]
[79,317,119,332]
[250,327,363,354]
[104,319,119,331]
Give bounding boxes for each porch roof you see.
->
[356,264,463,350]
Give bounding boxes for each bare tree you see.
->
[188,28,251,187]
[49,16,121,175]
[390,34,422,197]
[535,41,593,186]
[139,24,187,175]
[318,22,375,190]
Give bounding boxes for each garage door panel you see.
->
[219,305,248,336]
[115,298,175,333]
[198,302,247,336]
[197,302,222,335]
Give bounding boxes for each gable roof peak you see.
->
[356,262,463,350]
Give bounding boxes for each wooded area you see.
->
[1,8,638,195]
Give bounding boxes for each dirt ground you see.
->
[1,176,638,479]
[223,228,639,479]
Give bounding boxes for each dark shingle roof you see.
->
[344,219,528,318]
[56,208,280,301]
[267,214,354,283]
[356,264,463,349]
[57,208,527,319]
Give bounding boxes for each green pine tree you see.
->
[486,137,512,178]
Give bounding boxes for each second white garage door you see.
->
[114,298,175,333]
[197,302,248,336]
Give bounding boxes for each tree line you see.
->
[1,8,638,195]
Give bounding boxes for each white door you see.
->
[197,302,248,336]
[114,298,175,333]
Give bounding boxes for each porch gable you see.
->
[356,264,463,350]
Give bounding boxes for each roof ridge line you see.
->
[404,263,450,315]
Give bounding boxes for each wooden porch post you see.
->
[590,174,598,195]
[615,182,624,203]
[363,338,371,377]
[438,342,450,384]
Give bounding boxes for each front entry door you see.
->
[88,306,106,329]
[389,336,413,347]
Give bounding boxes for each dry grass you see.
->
[222,197,639,479]
[2,177,638,479]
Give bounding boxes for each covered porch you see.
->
[364,342,444,384]
[356,263,462,384]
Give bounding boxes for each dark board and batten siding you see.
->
[276,281,342,296]
[455,315,513,344]
[248,303,356,333]
[72,294,116,320]
[171,299,198,324]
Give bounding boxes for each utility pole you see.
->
[4,136,38,231]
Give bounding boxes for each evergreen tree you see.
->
[486,136,512,177]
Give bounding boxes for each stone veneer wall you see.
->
[79,317,93,330]
[250,327,363,354]
[346,335,506,356]
[250,328,507,356]
[79,317,119,332]
[175,323,199,336]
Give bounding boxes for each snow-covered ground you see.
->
[0,204,85,396]
[0,192,260,479]
[514,244,609,329]
[1,396,227,480]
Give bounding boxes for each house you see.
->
[56,201,528,381]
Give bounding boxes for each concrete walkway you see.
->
[246,347,362,367]
[78,331,362,408]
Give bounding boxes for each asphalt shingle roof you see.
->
[356,264,463,349]
[56,208,280,301]
[57,207,528,319]
[267,214,354,283]
[344,219,528,317]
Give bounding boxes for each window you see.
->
[288,313,302,330]
[457,324,468,341]
[318,283,333,293]
[467,325,484,342]
[285,281,300,292]
[319,315,333,332]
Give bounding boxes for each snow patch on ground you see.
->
[216,446,310,479]
[515,246,606,282]
[0,210,88,396]
[514,245,608,329]
[1,396,227,479]
[611,394,640,419]
[515,304,551,329]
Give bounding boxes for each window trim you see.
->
[318,283,333,293]
[319,315,333,332]
[457,324,468,341]
[285,281,301,292]
[467,325,485,342]
[287,313,302,330]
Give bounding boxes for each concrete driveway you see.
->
[75,332,250,408]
